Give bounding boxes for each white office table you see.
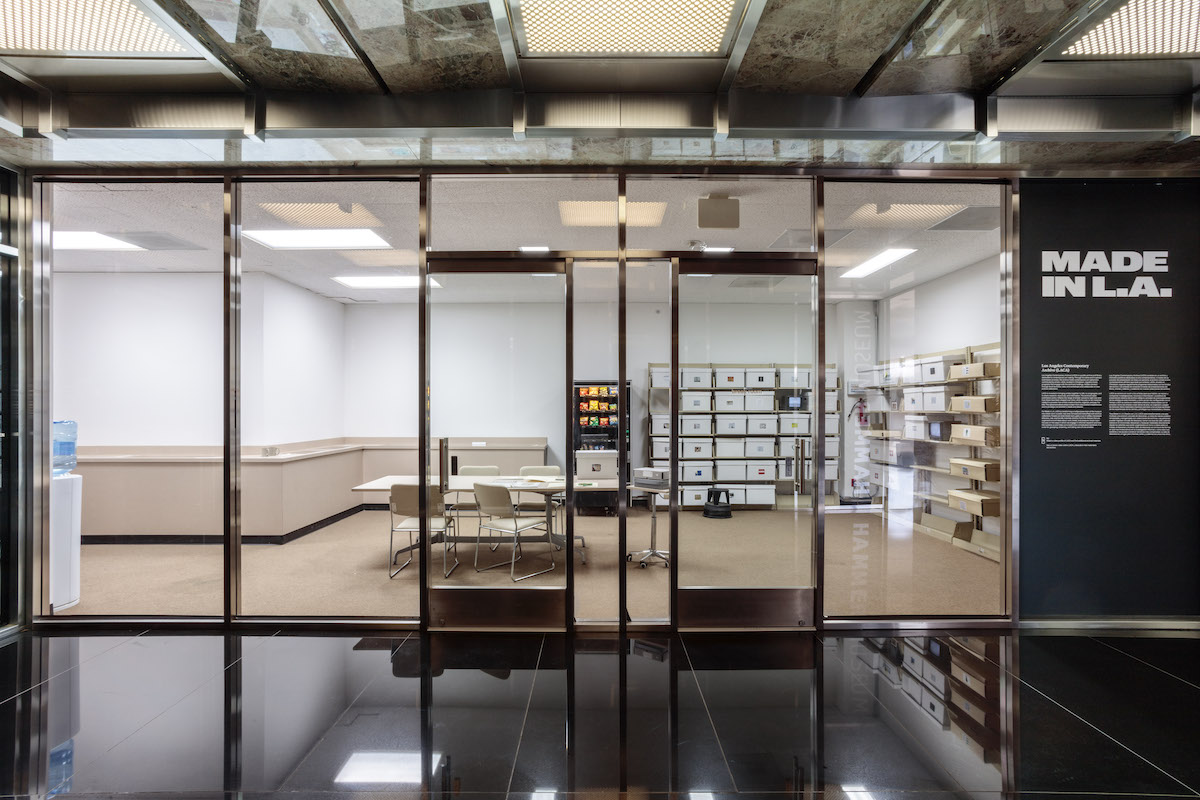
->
[352,475,617,562]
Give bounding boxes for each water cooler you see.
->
[50,421,81,612]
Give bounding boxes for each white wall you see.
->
[680,303,819,364]
[251,274,346,445]
[879,256,1001,358]
[343,303,419,437]
[54,274,836,467]
[429,302,567,468]
[52,272,223,447]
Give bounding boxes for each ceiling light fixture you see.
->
[842,786,877,800]
[1064,0,1200,56]
[558,200,668,227]
[703,246,734,253]
[841,248,916,279]
[243,229,391,250]
[519,245,551,253]
[334,751,442,784]
[514,0,740,56]
[0,0,188,53]
[53,231,144,251]
[333,276,438,289]
[842,203,965,229]
[258,201,384,229]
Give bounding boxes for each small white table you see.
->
[627,484,670,568]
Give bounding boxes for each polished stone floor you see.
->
[0,630,1196,798]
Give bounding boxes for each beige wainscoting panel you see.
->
[76,461,223,536]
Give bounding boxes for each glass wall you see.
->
[0,167,15,627]
[823,181,1006,617]
[625,260,671,623]
[31,171,1012,625]
[238,180,420,618]
[573,259,621,623]
[47,181,225,616]
[426,176,616,627]
[676,267,819,595]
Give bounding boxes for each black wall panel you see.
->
[1020,179,1200,617]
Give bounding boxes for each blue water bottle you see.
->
[52,420,77,475]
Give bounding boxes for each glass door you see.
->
[674,257,820,628]
[425,259,569,628]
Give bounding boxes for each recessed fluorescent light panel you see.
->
[243,229,390,250]
[0,0,189,53]
[258,202,384,228]
[703,246,734,253]
[343,249,419,267]
[334,276,438,289]
[519,245,551,253]
[558,201,667,227]
[334,751,441,784]
[841,248,916,279]
[1064,0,1200,56]
[928,206,1002,231]
[842,203,965,229]
[842,787,877,800]
[53,231,144,251]
[512,0,741,56]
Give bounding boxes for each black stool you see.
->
[703,487,732,519]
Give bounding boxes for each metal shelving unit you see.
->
[644,363,840,509]
[860,343,1003,561]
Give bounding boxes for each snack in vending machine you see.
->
[588,386,599,396]
[589,416,600,426]
[589,399,599,411]
[579,387,588,397]
[579,402,589,412]
[579,416,589,428]
[599,417,609,426]
[609,415,618,426]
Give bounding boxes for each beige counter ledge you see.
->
[74,437,548,541]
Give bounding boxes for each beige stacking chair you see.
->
[389,484,458,578]
[473,482,555,581]
[449,465,500,521]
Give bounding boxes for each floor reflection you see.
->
[0,630,1196,798]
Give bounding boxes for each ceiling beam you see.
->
[488,0,524,94]
[853,0,940,98]
[729,90,977,140]
[313,0,391,95]
[1177,89,1199,143]
[982,0,1130,98]
[20,89,1196,143]
[718,0,771,92]
[147,0,255,91]
[992,95,1184,142]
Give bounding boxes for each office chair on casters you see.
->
[473,482,555,582]
[388,484,459,579]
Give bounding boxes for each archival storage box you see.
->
[948,361,1001,380]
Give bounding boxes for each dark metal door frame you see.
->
[423,256,573,630]
[672,254,820,629]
